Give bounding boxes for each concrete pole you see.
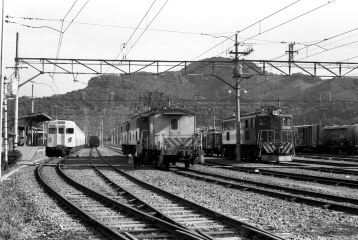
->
[0,0,5,176]
[3,78,7,165]
[31,84,34,113]
[117,126,119,146]
[13,33,19,150]
[234,34,242,161]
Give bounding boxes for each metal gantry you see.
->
[16,57,358,78]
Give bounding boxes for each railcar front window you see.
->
[66,128,74,134]
[58,128,64,134]
[49,128,56,134]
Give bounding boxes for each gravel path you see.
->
[126,168,358,240]
[0,161,104,239]
[2,148,358,240]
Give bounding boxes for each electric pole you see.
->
[13,32,19,150]
[230,33,252,161]
[286,42,298,75]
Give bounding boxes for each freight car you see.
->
[121,107,202,169]
[88,135,100,147]
[222,106,295,161]
[295,123,358,155]
[46,120,86,157]
[202,129,222,156]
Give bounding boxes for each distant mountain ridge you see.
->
[12,57,358,138]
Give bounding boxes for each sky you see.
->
[1,0,358,98]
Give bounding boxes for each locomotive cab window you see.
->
[171,119,178,130]
[66,128,74,134]
[49,128,56,134]
[282,117,291,126]
[58,127,64,134]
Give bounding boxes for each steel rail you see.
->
[204,160,358,189]
[88,147,208,240]
[36,160,130,240]
[172,167,358,215]
[95,148,285,240]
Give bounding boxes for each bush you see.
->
[1,150,23,169]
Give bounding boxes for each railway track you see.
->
[37,153,213,240]
[170,166,358,215]
[292,157,358,168]
[84,147,285,240]
[296,153,358,162]
[204,161,358,189]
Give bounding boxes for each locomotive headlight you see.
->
[68,137,72,142]
[49,137,53,142]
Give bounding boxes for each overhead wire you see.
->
[51,0,91,95]
[124,0,169,58]
[111,0,157,63]
[186,0,329,75]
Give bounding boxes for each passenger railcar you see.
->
[202,129,222,156]
[89,135,100,147]
[295,123,358,155]
[222,106,295,161]
[121,108,202,169]
[46,120,86,157]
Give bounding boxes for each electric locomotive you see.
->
[222,106,295,161]
[46,120,86,157]
[121,107,202,169]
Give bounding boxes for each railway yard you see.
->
[2,147,358,240]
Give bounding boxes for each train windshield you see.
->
[259,117,279,129]
[49,128,56,134]
[66,128,74,134]
[58,127,64,134]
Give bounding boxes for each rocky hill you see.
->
[12,57,358,138]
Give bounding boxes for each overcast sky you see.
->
[2,0,358,98]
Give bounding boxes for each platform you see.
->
[17,146,47,163]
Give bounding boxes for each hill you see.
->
[11,57,358,138]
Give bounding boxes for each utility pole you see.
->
[3,77,8,166]
[286,42,298,75]
[0,0,5,176]
[13,32,19,150]
[229,33,252,161]
[31,84,34,113]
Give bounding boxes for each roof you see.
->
[125,107,196,122]
[18,112,52,128]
